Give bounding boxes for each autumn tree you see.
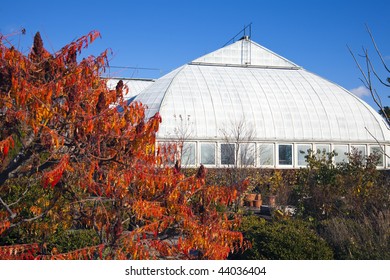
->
[0,30,246,259]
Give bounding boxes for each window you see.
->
[333,145,349,164]
[259,144,274,166]
[221,143,235,165]
[351,145,366,162]
[200,143,215,165]
[297,144,311,166]
[315,144,330,155]
[158,142,176,165]
[240,143,255,166]
[181,142,196,166]
[370,145,384,167]
[278,144,292,166]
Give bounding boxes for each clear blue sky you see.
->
[1,0,389,109]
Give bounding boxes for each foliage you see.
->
[318,210,390,259]
[230,215,333,260]
[293,150,390,259]
[293,149,389,220]
[183,168,297,205]
[0,31,246,259]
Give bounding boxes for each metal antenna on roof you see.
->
[222,22,252,47]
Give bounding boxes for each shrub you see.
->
[231,215,333,260]
[318,210,390,260]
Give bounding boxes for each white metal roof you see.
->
[134,37,390,144]
[106,78,154,101]
[192,36,299,69]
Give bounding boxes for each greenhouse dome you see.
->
[132,36,390,169]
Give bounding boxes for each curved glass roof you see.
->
[134,38,390,144]
[107,78,154,100]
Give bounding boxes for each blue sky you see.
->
[1,0,389,109]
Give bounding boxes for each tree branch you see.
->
[0,196,16,219]
[366,24,390,74]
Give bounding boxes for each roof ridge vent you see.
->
[222,23,252,47]
[239,35,250,41]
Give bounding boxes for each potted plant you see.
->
[253,198,262,208]
[268,171,282,207]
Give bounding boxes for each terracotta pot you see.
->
[245,193,257,202]
[269,195,276,207]
[255,194,262,201]
[254,199,262,208]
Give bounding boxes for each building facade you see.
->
[116,37,390,169]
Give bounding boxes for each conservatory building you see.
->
[115,36,390,169]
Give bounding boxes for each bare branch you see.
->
[373,88,390,125]
[366,24,390,74]
[348,38,390,127]
[364,127,389,160]
[366,51,390,88]
[0,196,16,219]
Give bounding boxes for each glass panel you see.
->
[158,142,176,165]
[279,144,292,165]
[240,143,255,166]
[200,143,215,165]
[351,145,366,162]
[181,142,195,166]
[221,143,235,165]
[334,145,349,164]
[259,144,274,166]
[370,145,384,167]
[297,144,311,166]
[316,144,330,155]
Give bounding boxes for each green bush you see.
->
[231,215,333,260]
[48,229,100,254]
[293,150,390,221]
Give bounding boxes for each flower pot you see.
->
[254,199,262,208]
[268,195,276,207]
[245,193,257,202]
